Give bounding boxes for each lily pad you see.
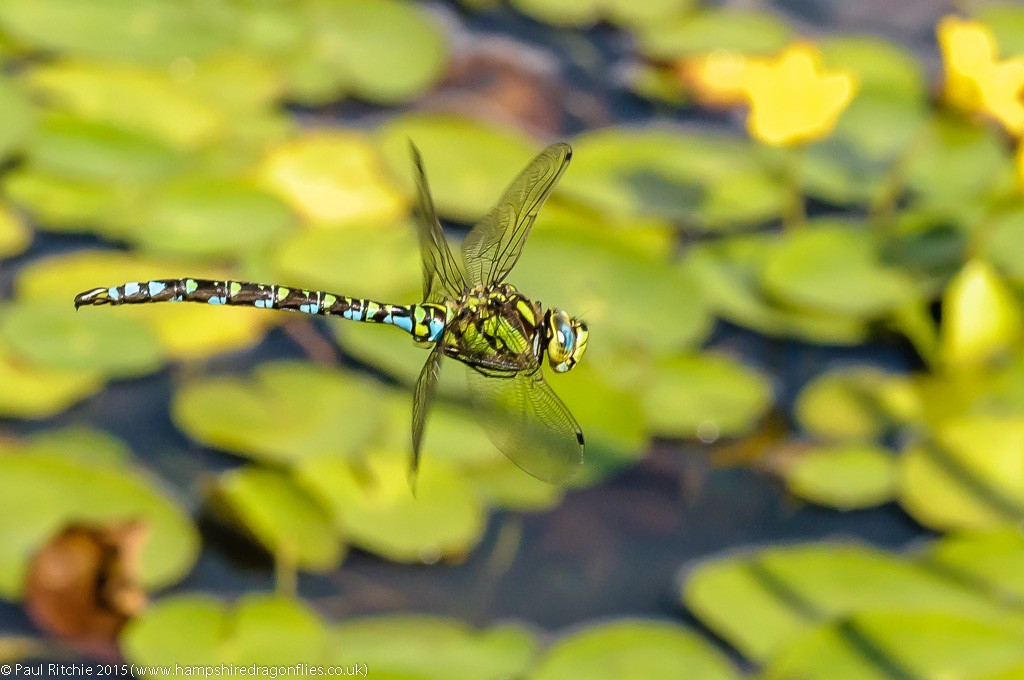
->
[794,367,915,442]
[377,115,539,222]
[636,8,792,60]
[530,620,737,680]
[985,208,1024,283]
[122,593,328,666]
[762,610,1024,680]
[0,0,235,64]
[900,415,1024,531]
[762,223,917,318]
[295,452,485,563]
[0,448,198,598]
[642,352,772,439]
[211,467,341,572]
[330,615,537,680]
[0,302,165,378]
[0,342,103,419]
[510,0,691,28]
[939,258,1023,370]
[173,361,388,466]
[19,427,132,469]
[128,178,297,258]
[926,530,1024,603]
[258,130,408,225]
[785,443,898,510]
[0,203,30,259]
[0,76,34,162]
[17,250,271,360]
[683,543,1015,662]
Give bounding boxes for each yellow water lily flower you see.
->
[938,15,1024,135]
[739,43,858,147]
[676,50,766,107]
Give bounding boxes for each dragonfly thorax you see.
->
[543,308,588,373]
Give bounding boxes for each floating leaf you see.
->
[123,594,327,666]
[128,178,297,258]
[785,443,898,510]
[330,615,536,680]
[296,452,485,563]
[0,342,102,419]
[259,130,407,224]
[900,415,1024,531]
[794,367,914,442]
[0,76,34,162]
[0,449,198,599]
[762,223,916,318]
[0,0,235,64]
[19,427,132,469]
[642,352,772,439]
[762,610,1024,680]
[3,167,147,234]
[940,258,1023,370]
[636,8,792,60]
[533,620,738,680]
[173,362,388,466]
[0,302,165,378]
[17,250,270,360]
[510,0,691,28]
[0,203,30,259]
[211,467,341,572]
[986,208,1024,283]
[926,530,1024,603]
[683,543,1015,662]
[378,115,538,223]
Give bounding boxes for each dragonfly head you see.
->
[543,308,588,373]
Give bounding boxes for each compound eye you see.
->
[557,319,575,353]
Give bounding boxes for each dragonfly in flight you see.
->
[75,142,588,484]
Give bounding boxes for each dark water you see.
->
[0,0,944,644]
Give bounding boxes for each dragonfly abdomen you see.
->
[74,278,448,341]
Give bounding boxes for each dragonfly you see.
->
[74,142,588,484]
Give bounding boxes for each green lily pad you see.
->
[904,115,1014,209]
[3,167,147,234]
[683,543,1016,662]
[280,0,448,105]
[980,4,1024,55]
[798,139,888,205]
[636,8,792,60]
[17,250,271,359]
[762,223,916,318]
[295,452,485,563]
[468,460,564,511]
[0,0,235,64]
[642,352,772,439]
[19,427,132,469]
[0,76,34,162]
[0,203,30,259]
[510,0,692,28]
[0,302,165,378]
[785,443,898,510]
[330,615,537,680]
[794,367,915,442]
[985,208,1024,283]
[378,115,538,223]
[122,593,328,666]
[268,221,419,303]
[558,128,783,227]
[27,113,187,184]
[529,620,738,680]
[900,415,1024,531]
[0,448,198,598]
[211,466,341,572]
[24,60,228,150]
[686,235,870,344]
[926,530,1024,603]
[128,178,297,258]
[173,361,388,465]
[762,611,1024,680]
[335,321,447,388]
[0,342,103,419]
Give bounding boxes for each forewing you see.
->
[461,143,572,286]
[466,367,583,483]
[410,142,466,303]
[411,342,444,486]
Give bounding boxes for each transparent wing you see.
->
[410,342,445,486]
[466,366,583,483]
[410,142,466,303]
[462,143,572,287]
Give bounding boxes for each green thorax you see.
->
[442,283,544,373]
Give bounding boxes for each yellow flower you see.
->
[739,43,858,147]
[676,50,765,107]
[938,15,1024,135]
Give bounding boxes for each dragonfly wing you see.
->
[411,342,445,486]
[410,142,466,303]
[466,366,583,483]
[461,143,572,287]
